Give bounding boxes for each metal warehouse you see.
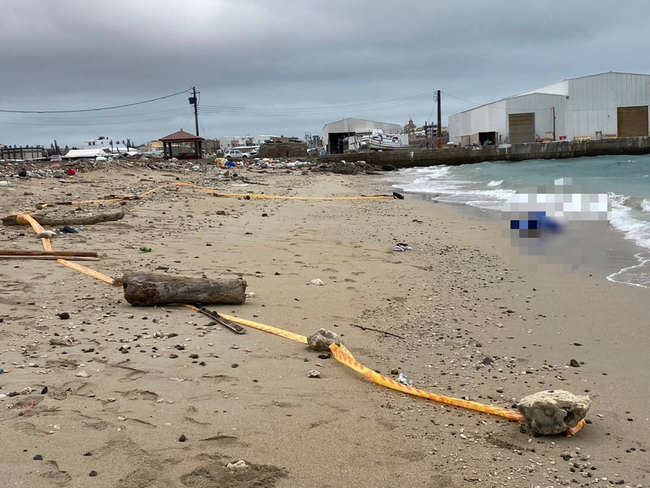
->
[448,72,650,146]
[323,118,402,153]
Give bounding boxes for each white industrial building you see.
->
[323,118,402,153]
[449,72,650,146]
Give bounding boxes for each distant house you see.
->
[0,145,47,161]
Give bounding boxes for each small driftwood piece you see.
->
[122,271,247,307]
[0,250,98,257]
[0,255,99,261]
[2,209,125,226]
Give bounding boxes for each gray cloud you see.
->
[1,0,649,147]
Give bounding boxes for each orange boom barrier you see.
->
[11,183,585,436]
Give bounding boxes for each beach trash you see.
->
[139,247,152,252]
[393,243,412,252]
[309,278,325,286]
[517,390,591,435]
[307,370,322,378]
[67,168,76,176]
[396,372,414,387]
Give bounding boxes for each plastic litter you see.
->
[393,243,412,252]
[396,372,413,386]
[310,279,325,286]
[139,247,152,253]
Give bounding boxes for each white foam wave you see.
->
[487,180,503,187]
[642,199,650,212]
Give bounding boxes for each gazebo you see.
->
[159,129,204,160]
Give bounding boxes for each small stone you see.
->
[307,370,321,378]
[569,359,580,367]
[179,434,187,442]
[309,279,324,286]
[189,354,199,359]
[231,363,238,368]
[227,460,248,470]
[76,371,90,378]
[57,312,70,320]
[89,470,98,477]
[33,454,43,461]
[390,368,399,375]
[518,390,591,435]
[169,354,178,359]
[307,328,341,351]
[83,452,92,456]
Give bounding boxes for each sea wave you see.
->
[487,180,503,187]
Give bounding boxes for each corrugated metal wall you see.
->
[567,73,650,139]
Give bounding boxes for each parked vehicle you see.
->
[224,149,244,159]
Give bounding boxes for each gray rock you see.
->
[517,390,591,435]
[307,328,341,351]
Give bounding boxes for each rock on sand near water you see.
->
[306,328,341,352]
[517,390,591,435]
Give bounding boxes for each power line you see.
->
[0,108,190,121]
[0,88,192,114]
[0,114,189,127]
[199,92,436,116]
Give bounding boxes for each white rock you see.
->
[227,460,248,469]
[309,279,324,286]
[76,371,90,378]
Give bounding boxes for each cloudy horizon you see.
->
[1,0,649,148]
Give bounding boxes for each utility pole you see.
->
[191,86,200,137]
[436,90,442,148]
[552,106,556,141]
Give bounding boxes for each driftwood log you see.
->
[2,209,125,226]
[122,271,247,307]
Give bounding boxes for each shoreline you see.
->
[1,166,649,487]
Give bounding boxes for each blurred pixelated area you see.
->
[502,178,610,270]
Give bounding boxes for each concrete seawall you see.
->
[317,137,650,168]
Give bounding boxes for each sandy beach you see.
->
[1,163,649,487]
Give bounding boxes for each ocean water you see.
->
[387,154,650,288]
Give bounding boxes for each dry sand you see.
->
[0,164,649,487]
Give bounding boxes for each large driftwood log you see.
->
[2,209,125,226]
[122,271,247,307]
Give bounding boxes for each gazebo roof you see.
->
[159,129,204,142]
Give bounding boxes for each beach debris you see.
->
[393,243,412,252]
[307,370,322,378]
[227,460,248,470]
[140,247,152,253]
[36,230,57,239]
[396,372,414,387]
[76,371,90,378]
[309,279,325,286]
[50,337,74,347]
[59,225,79,234]
[307,328,341,351]
[122,271,247,306]
[246,291,256,298]
[2,209,125,226]
[193,306,246,334]
[517,390,591,435]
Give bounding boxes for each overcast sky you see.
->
[1,0,649,147]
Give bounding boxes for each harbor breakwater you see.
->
[317,136,650,168]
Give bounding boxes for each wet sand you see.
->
[0,165,649,487]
